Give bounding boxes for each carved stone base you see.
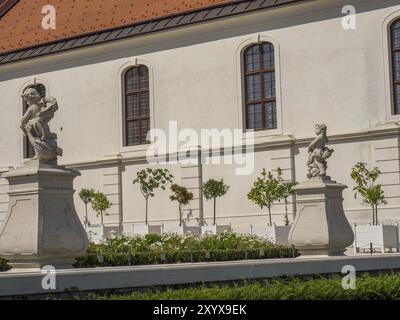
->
[289,177,354,256]
[0,161,88,270]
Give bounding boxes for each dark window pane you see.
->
[393,21,400,48]
[247,104,262,130]
[141,119,150,143]
[246,74,261,101]
[245,45,260,72]
[265,102,277,129]
[392,51,400,82]
[264,72,276,99]
[126,94,139,118]
[395,84,400,114]
[392,20,400,115]
[126,68,139,92]
[263,43,275,69]
[127,121,140,145]
[139,66,149,90]
[140,95,150,116]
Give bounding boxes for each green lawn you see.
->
[83,273,400,300]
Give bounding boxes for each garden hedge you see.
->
[74,247,296,268]
[74,233,298,268]
[85,273,400,300]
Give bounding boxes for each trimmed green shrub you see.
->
[74,233,298,268]
[84,273,400,300]
[0,258,11,272]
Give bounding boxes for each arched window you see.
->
[244,42,277,131]
[22,83,46,159]
[391,19,400,114]
[123,65,150,146]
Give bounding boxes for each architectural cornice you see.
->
[65,123,400,170]
[1,123,398,172]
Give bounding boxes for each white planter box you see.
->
[201,225,231,235]
[86,225,120,243]
[353,224,399,253]
[250,225,291,245]
[132,224,163,237]
[162,225,201,235]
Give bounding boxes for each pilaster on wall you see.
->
[179,150,203,226]
[374,137,400,211]
[269,145,296,222]
[0,177,9,224]
[102,164,123,232]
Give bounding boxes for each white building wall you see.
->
[0,0,400,231]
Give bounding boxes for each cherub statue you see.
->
[307,123,334,179]
[21,88,63,163]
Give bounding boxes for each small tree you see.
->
[203,179,229,226]
[170,184,193,227]
[247,168,284,226]
[90,191,112,225]
[79,188,95,228]
[351,162,387,225]
[133,168,174,225]
[280,179,297,226]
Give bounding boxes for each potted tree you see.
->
[86,191,113,243]
[202,178,231,235]
[248,168,291,245]
[350,163,396,253]
[166,184,198,235]
[79,188,95,230]
[351,162,386,225]
[132,168,173,236]
[280,179,297,226]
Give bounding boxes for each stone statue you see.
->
[21,88,63,163]
[307,123,334,179]
[0,88,88,271]
[290,123,353,255]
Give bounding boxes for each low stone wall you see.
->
[1,254,400,297]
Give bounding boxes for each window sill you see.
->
[243,127,283,139]
[385,114,400,123]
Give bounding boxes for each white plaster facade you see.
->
[1,0,400,234]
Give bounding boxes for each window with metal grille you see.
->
[22,83,46,159]
[124,65,150,146]
[244,42,277,131]
[391,19,400,115]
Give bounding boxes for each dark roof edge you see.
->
[0,0,18,18]
[0,0,304,66]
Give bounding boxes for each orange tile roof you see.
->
[0,0,238,53]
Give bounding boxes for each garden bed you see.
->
[75,233,298,268]
[0,233,298,271]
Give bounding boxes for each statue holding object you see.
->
[0,87,88,271]
[21,88,63,163]
[289,124,354,256]
[307,123,334,179]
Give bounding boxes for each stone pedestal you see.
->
[0,161,89,270]
[288,177,354,256]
